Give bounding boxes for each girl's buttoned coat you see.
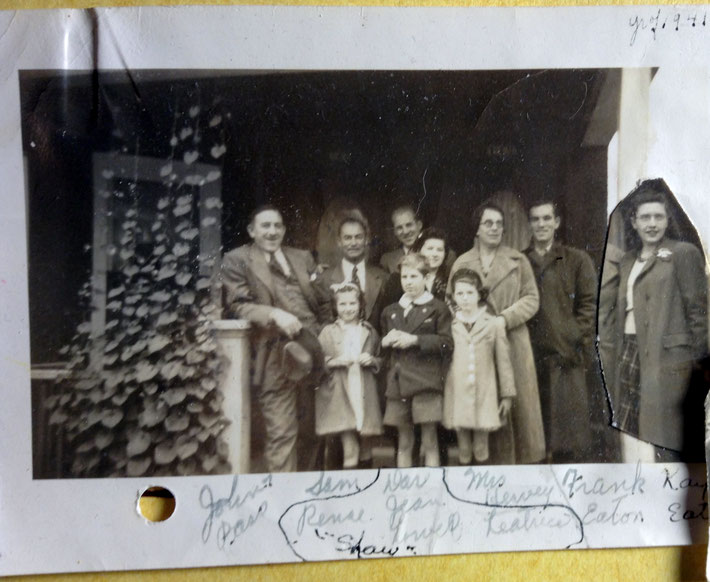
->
[448,243,545,463]
[610,239,708,451]
[316,321,384,436]
[443,313,516,431]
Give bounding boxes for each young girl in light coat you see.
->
[317,283,383,468]
[443,268,516,463]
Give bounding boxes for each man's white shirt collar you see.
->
[264,247,291,276]
[534,241,554,256]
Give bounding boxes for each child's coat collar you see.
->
[398,290,434,310]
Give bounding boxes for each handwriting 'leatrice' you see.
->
[279,469,584,560]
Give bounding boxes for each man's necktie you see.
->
[269,252,289,279]
[351,264,361,289]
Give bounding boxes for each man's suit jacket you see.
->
[221,243,322,386]
[379,246,457,274]
[313,261,393,332]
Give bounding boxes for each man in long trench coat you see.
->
[524,200,598,463]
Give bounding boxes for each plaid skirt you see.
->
[615,334,641,435]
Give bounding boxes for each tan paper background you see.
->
[2,0,707,579]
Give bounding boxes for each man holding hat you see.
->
[221,204,326,472]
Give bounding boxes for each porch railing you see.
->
[31,319,252,478]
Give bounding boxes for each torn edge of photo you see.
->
[1,4,710,576]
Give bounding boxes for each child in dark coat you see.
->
[381,253,453,467]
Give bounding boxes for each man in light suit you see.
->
[221,204,326,472]
[379,204,456,275]
[315,212,393,333]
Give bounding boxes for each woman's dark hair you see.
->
[622,179,680,250]
[413,226,450,270]
[450,268,489,303]
[471,202,505,232]
[412,227,451,299]
[412,227,449,256]
[329,282,366,321]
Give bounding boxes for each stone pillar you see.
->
[214,319,251,474]
[617,68,652,201]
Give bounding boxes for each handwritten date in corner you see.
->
[629,8,707,47]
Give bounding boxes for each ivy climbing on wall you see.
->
[46,93,233,478]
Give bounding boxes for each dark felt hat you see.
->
[282,328,324,383]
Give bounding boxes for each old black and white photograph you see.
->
[23,67,708,479]
[7,6,710,577]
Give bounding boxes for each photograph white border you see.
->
[1,5,710,575]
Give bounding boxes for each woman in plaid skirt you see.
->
[603,179,707,462]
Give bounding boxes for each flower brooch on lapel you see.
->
[657,247,673,261]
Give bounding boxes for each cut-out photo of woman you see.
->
[598,178,709,462]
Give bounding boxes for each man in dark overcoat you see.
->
[524,200,598,462]
[221,204,326,473]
